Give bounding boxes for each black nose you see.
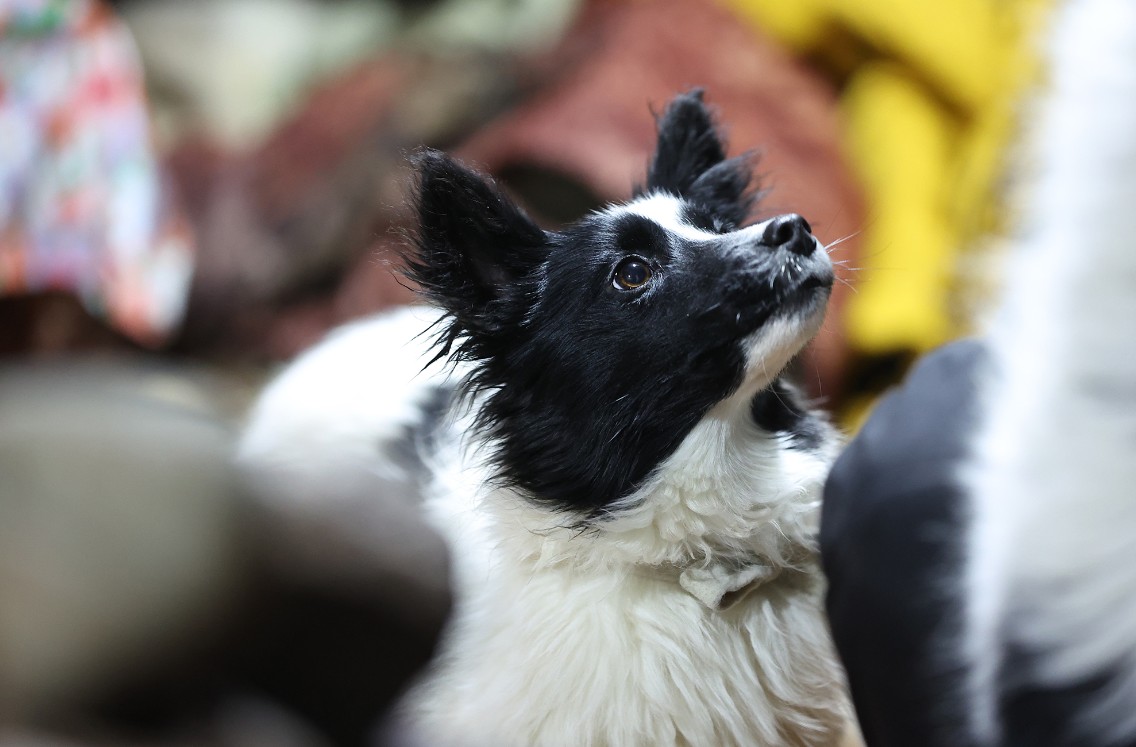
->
[761,214,815,256]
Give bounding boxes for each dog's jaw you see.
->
[729,296,829,405]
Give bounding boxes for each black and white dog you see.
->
[240,91,855,746]
[822,1,1136,746]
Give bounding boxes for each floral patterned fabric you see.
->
[0,0,193,345]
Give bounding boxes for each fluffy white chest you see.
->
[402,414,850,747]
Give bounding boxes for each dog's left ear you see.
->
[407,149,549,342]
[643,89,756,230]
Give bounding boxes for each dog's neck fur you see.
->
[491,403,830,568]
[414,388,846,747]
[423,372,839,628]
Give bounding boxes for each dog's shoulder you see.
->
[237,306,454,506]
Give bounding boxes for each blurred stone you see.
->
[0,358,450,745]
[0,360,245,720]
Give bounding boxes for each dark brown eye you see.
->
[613,258,652,290]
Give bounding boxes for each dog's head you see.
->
[407,90,833,517]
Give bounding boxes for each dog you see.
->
[239,90,855,747]
[821,1,1136,745]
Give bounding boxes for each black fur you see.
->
[382,385,456,492]
[405,91,830,515]
[750,380,827,451]
[640,88,758,231]
[406,150,549,366]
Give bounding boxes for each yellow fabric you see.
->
[842,64,958,350]
[722,0,1051,355]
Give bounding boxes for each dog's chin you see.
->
[733,278,832,402]
[780,273,833,323]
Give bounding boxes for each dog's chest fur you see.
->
[402,392,848,747]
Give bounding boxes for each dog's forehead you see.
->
[605,193,713,241]
[605,193,770,242]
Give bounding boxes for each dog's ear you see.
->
[407,149,549,340]
[644,89,756,230]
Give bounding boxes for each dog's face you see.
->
[408,91,833,516]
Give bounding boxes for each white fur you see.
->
[963,0,1136,742]
[623,193,824,255]
[238,304,453,504]
[622,192,731,241]
[406,321,850,746]
[239,199,853,746]
[236,305,456,602]
[409,425,847,747]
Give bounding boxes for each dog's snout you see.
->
[762,214,814,257]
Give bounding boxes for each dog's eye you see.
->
[613,258,652,290]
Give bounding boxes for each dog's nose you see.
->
[762,214,815,256]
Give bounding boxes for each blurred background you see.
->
[0,0,1049,744]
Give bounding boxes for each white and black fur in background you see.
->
[821,1,1136,745]
[240,90,856,747]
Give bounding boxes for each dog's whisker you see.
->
[823,230,861,255]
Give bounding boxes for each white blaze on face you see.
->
[619,192,826,255]
[620,193,721,240]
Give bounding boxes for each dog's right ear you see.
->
[406,150,549,342]
[643,89,756,230]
